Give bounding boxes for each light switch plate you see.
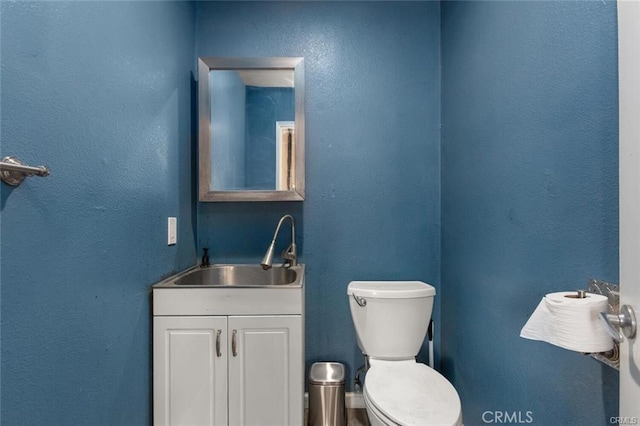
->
[167,217,177,245]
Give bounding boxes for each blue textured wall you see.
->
[245,86,294,189]
[441,2,619,425]
[211,70,247,190]
[196,1,442,388]
[0,1,621,422]
[0,2,196,423]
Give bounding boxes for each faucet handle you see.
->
[281,243,297,266]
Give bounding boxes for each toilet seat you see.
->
[364,361,462,426]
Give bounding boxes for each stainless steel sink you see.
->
[166,264,303,288]
[152,264,304,315]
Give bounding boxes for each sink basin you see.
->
[168,264,302,287]
[152,264,304,315]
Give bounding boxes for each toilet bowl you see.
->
[347,281,462,426]
[364,360,461,426]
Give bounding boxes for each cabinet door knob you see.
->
[216,329,222,357]
[232,329,238,357]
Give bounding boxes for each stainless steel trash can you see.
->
[308,362,346,426]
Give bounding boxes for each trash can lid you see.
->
[309,362,345,385]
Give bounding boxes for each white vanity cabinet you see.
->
[153,316,229,426]
[152,284,305,426]
[227,315,302,426]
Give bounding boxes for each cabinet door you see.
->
[154,316,228,426]
[228,315,303,426]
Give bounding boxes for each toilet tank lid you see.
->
[347,281,435,298]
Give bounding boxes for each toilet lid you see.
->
[365,362,461,426]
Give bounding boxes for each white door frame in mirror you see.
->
[198,57,305,202]
[276,121,295,191]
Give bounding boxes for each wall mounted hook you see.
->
[0,156,50,187]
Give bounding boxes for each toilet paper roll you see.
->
[520,291,613,353]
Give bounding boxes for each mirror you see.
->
[198,57,305,201]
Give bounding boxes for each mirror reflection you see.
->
[198,57,304,202]
[210,69,295,191]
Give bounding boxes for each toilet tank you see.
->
[347,281,435,360]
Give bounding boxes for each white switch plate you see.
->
[167,217,177,245]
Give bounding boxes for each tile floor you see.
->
[346,408,369,426]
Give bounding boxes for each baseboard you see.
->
[346,392,366,409]
[304,392,365,409]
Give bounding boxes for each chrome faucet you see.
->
[261,214,297,270]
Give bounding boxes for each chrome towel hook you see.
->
[0,156,50,187]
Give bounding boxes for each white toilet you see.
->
[347,281,462,426]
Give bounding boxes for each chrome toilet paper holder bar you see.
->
[564,290,588,299]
